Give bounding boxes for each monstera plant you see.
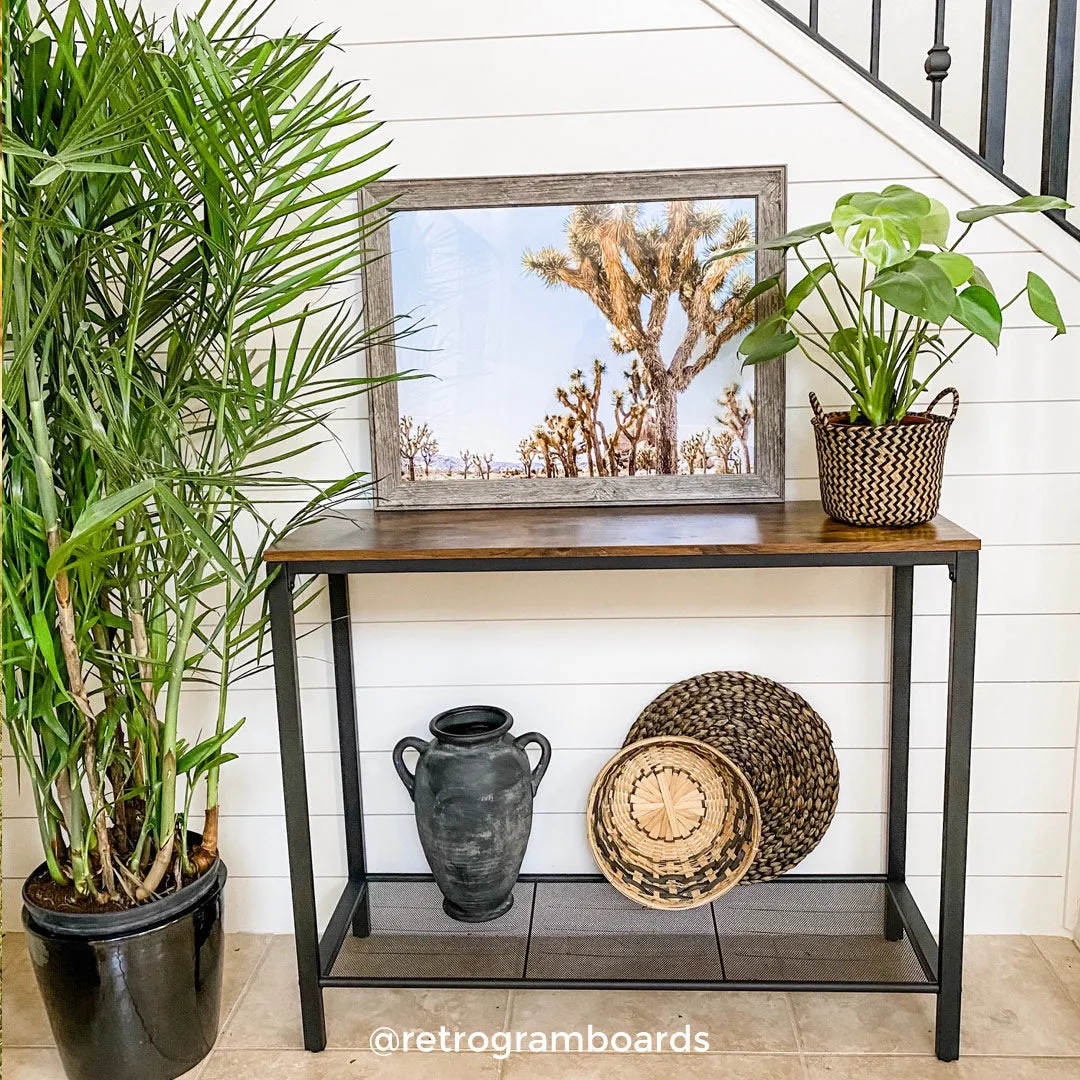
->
[712,186,1069,525]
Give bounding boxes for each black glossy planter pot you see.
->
[22,858,227,1080]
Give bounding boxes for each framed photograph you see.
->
[362,167,786,509]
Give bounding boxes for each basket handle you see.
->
[925,387,960,421]
[808,391,827,422]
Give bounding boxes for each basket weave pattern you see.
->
[626,672,839,883]
[811,388,958,527]
[587,737,761,910]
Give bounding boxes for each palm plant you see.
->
[3,0,400,903]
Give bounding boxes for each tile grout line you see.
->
[1030,935,1080,1017]
[783,991,810,1079]
[204,934,276,1068]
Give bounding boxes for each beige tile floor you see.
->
[4,933,1080,1078]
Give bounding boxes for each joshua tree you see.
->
[680,431,709,474]
[536,414,580,476]
[609,357,653,476]
[555,359,609,475]
[533,425,556,478]
[400,415,433,482]
[715,384,754,473]
[636,444,658,474]
[523,202,755,473]
[473,451,495,479]
[419,429,439,476]
[459,449,472,479]
[518,437,538,478]
[711,431,735,474]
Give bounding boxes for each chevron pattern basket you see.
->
[811,388,959,527]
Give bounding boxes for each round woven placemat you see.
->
[586,736,760,910]
[625,672,839,882]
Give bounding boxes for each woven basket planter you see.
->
[811,388,959,527]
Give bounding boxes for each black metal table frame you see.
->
[268,546,978,1061]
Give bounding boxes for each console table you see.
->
[264,501,979,1061]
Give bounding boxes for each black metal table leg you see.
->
[886,564,914,941]
[269,565,327,1052]
[935,549,979,1061]
[328,574,370,937]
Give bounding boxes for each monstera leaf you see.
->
[867,255,957,324]
[957,194,1071,223]
[831,185,931,269]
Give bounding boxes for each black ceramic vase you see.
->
[22,856,226,1080]
[393,705,551,921]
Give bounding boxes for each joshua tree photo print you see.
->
[390,195,759,484]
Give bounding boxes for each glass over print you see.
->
[362,169,786,508]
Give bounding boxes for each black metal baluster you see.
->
[870,0,883,78]
[926,0,953,125]
[1043,0,1077,201]
[809,0,819,33]
[980,0,1012,172]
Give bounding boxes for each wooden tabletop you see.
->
[264,501,980,563]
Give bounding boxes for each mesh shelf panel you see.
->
[326,877,933,987]
[526,881,723,982]
[714,880,930,984]
[330,880,532,980]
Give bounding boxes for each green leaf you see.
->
[706,222,833,264]
[969,264,995,295]
[929,251,974,287]
[919,197,951,247]
[152,485,247,587]
[828,327,888,363]
[741,331,799,365]
[868,256,957,324]
[175,719,245,775]
[46,479,156,578]
[29,161,65,186]
[740,273,782,307]
[1027,272,1067,336]
[764,221,834,249]
[737,311,787,355]
[832,187,928,269]
[30,612,67,691]
[956,194,1073,223]
[784,262,832,316]
[952,286,1002,348]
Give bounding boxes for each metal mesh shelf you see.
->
[324,875,936,990]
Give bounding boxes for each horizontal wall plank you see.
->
[346,27,827,121]
[177,0,731,44]
[381,103,934,184]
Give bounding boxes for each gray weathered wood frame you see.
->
[361,166,786,510]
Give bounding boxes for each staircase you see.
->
[762,0,1079,239]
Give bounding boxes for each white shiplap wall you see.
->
[5,0,1080,935]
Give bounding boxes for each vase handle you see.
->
[392,737,429,801]
[514,731,552,795]
[808,391,827,423]
[926,386,960,421]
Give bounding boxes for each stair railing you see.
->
[763,0,1078,236]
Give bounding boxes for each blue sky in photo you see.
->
[391,198,757,462]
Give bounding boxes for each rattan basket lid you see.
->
[625,672,839,882]
[586,736,760,910]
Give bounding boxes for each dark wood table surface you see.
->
[264,500,980,563]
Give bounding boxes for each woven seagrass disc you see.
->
[625,672,839,882]
[586,736,760,910]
